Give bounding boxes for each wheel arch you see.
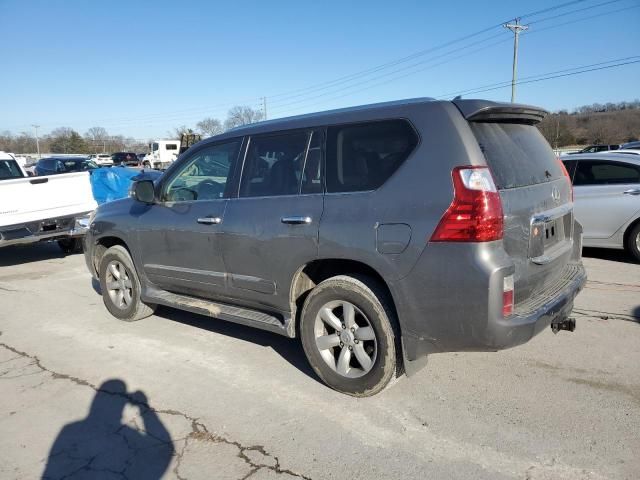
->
[289,258,400,336]
[92,235,133,278]
[623,215,640,253]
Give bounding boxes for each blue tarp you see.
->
[90,167,162,205]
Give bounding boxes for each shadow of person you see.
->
[42,379,174,479]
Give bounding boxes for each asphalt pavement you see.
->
[0,243,638,479]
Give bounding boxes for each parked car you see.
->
[35,157,99,176]
[84,98,586,396]
[609,149,640,156]
[620,141,640,150]
[89,153,114,166]
[0,151,97,253]
[111,152,140,166]
[563,153,640,261]
[567,144,620,154]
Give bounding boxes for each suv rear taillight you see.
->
[558,158,573,202]
[430,166,504,242]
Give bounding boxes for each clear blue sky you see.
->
[2,0,639,140]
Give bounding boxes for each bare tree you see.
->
[196,117,223,137]
[224,106,264,130]
[85,126,109,153]
[168,126,195,138]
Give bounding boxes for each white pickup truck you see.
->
[0,151,97,252]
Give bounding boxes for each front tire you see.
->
[625,223,640,262]
[98,245,155,321]
[300,275,400,397]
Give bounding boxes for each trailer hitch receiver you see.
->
[551,317,576,334]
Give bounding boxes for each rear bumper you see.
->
[0,212,93,247]
[400,261,586,362]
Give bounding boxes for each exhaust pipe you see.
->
[551,317,576,334]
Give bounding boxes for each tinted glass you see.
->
[166,144,177,150]
[240,132,308,197]
[470,122,562,189]
[574,160,640,186]
[0,160,24,179]
[302,129,323,194]
[165,140,241,201]
[326,120,418,193]
[561,159,577,183]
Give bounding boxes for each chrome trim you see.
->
[622,189,640,196]
[531,202,573,224]
[281,216,312,225]
[197,216,222,225]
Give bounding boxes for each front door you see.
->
[137,139,243,300]
[220,129,324,312]
[573,159,640,239]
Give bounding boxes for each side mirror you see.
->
[133,180,155,204]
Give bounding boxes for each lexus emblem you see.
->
[551,186,560,203]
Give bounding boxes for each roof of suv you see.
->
[211,97,546,145]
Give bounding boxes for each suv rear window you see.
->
[326,120,418,193]
[470,122,562,189]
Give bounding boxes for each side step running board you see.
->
[144,288,295,338]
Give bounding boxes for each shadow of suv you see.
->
[83,98,587,396]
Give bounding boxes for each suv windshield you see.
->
[470,122,563,189]
[0,159,24,180]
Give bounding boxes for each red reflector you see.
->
[502,289,514,317]
[430,166,504,242]
[558,157,573,202]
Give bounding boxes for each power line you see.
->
[527,0,625,24]
[436,57,640,98]
[435,56,640,98]
[267,31,510,111]
[269,1,639,117]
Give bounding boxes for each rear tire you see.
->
[625,223,640,262]
[98,245,155,321]
[57,238,82,254]
[299,274,400,397]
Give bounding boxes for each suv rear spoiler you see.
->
[453,99,547,125]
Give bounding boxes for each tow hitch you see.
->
[551,317,576,333]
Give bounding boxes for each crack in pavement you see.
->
[573,308,640,324]
[0,338,312,480]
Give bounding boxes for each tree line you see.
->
[0,105,265,155]
[4,100,638,155]
[537,100,640,148]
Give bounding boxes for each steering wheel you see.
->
[196,179,224,200]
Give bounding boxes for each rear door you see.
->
[468,119,573,303]
[572,158,640,239]
[219,129,324,312]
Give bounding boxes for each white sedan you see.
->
[562,152,640,261]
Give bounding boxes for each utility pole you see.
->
[504,18,528,103]
[31,124,41,159]
[262,97,268,120]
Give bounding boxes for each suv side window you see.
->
[240,131,308,197]
[574,160,640,186]
[164,140,241,202]
[326,120,418,193]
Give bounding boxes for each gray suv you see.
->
[84,98,586,396]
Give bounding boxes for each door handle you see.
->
[281,216,312,225]
[623,189,640,196]
[197,216,222,225]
